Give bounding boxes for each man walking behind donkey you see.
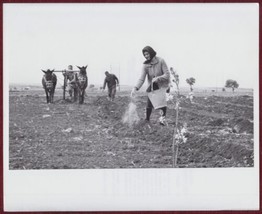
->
[103,71,119,101]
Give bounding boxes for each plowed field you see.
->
[9,89,254,169]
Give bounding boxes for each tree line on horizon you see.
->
[185,77,239,93]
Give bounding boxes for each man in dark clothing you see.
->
[103,71,119,101]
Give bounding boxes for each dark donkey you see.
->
[76,66,88,104]
[42,69,57,103]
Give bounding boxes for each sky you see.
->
[4,3,259,88]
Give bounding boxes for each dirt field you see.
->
[9,88,254,169]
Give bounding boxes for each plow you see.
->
[52,66,79,100]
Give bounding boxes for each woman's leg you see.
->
[146,98,153,121]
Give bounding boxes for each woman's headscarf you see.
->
[142,46,157,64]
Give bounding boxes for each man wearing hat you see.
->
[64,65,77,101]
[102,71,119,101]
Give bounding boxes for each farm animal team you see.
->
[42,66,118,104]
[42,46,171,125]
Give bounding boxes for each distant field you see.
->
[9,84,253,97]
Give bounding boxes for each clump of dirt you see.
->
[207,118,225,126]
[93,96,107,106]
[232,119,253,134]
[219,142,253,164]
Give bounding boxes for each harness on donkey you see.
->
[41,65,88,104]
[76,66,88,104]
[42,69,57,103]
[45,79,54,90]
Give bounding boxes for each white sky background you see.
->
[4,3,258,88]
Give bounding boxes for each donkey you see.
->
[42,69,57,103]
[76,66,88,104]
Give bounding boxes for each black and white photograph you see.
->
[4,3,259,212]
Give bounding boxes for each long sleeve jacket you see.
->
[103,74,119,89]
[135,56,170,91]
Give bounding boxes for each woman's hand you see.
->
[152,77,159,83]
[131,88,137,97]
